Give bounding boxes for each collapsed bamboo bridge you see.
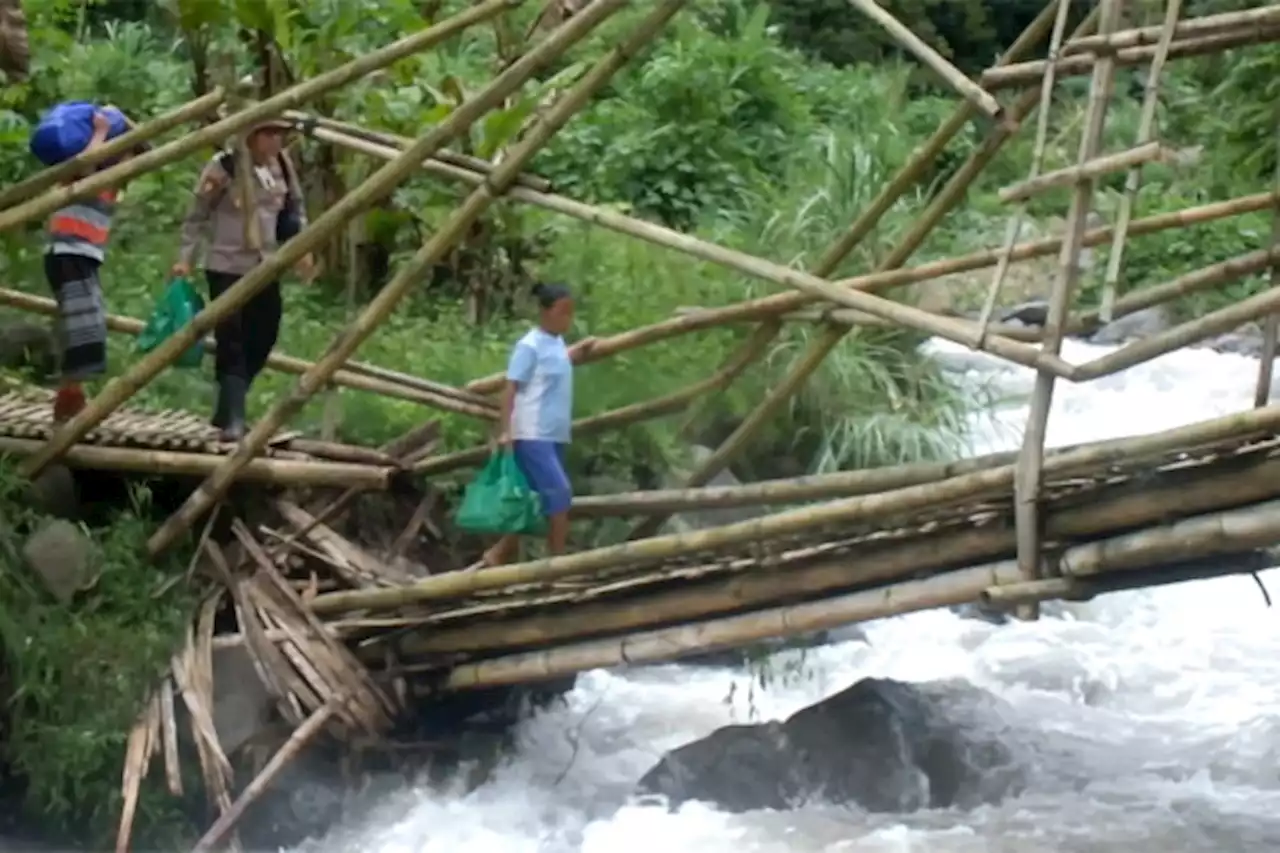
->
[2,0,1280,848]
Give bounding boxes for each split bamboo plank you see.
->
[145,0,683,558]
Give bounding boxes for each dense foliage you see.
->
[0,0,1277,845]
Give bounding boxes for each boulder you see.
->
[1088,305,1173,345]
[636,677,1024,813]
[998,299,1049,328]
[21,519,97,604]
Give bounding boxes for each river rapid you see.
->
[303,338,1280,853]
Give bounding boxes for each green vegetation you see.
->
[0,0,1276,844]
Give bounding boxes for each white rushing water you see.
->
[308,339,1280,853]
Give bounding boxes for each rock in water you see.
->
[21,519,97,604]
[636,677,1024,814]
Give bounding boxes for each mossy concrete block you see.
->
[21,519,98,604]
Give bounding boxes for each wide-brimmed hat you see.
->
[248,118,294,136]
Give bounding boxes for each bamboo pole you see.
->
[845,0,1006,123]
[1015,0,1123,621]
[0,435,392,487]
[1062,4,1280,54]
[1059,498,1280,577]
[1254,114,1280,407]
[17,0,565,483]
[1073,281,1280,380]
[999,142,1166,204]
[0,287,495,418]
[1071,248,1280,335]
[981,557,1261,607]
[282,109,554,192]
[309,400,1280,615]
[456,189,1277,393]
[145,0,687,558]
[399,460,1280,658]
[190,701,339,853]
[0,90,227,211]
[0,0,520,235]
[977,0,1074,346]
[623,7,1102,542]
[1098,0,1182,323]
[982,26,1280,91]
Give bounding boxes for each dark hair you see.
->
[532,282,572,309]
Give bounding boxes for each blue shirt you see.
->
[507,327,573,443]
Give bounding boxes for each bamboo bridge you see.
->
[2,0,1280,849]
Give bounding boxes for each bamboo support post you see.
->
[0,436,393,487]
[0,90,227,211]
[190,701,339,853]
[977,0,1074,346]
[437,496,1280,688]
[145,0,686,558]
[456,188,1277,394]
[17,0,541,482]
[1062,4,1280,54]
[845,0,1007,123]
[982,26,1280,91]
[1015,0,1123,621]
[0,287,495,418]
[999,141,1166,204]
[1098,0,1182,323]
[310,401,1280,615]
[622,6,1101,542]
[1074,280,1280,380]
[0,0,519,236]
[1254,114,1280,408]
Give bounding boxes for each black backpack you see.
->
[215,150,302,243]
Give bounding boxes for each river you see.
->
[302,338,1280,852]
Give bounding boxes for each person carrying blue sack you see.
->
[481,282,597,567]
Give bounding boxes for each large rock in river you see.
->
[635,677,1024,813]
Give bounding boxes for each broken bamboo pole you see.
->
[455,188,1277,394]
[18,0,549,483]
[190,701,340,853]
[310,401,1280,615]
[0,287,495,418]
[998,141,1167,204]
[1254,114,1280,407]
[397,458,1280,659]
[977,0,1074,347]
[146,0,684,558]
[1098,0,1183,323]
[1015,0,1123,621]
[1062,4,1280,54]
[0,0,519,235]
[982,26,1280,91]
[0,90,228,211]
[846,0,1006,123]
[623,6,1101,542]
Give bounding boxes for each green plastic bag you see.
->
[455,451,547,536]
[137,277,205,369]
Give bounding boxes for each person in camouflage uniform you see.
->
[0,0,28,82]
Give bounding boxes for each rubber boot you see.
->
[52,383,85,424]
[215,375,247,442]
[210,380,229,430]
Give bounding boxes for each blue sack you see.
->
[29,101,129,167]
